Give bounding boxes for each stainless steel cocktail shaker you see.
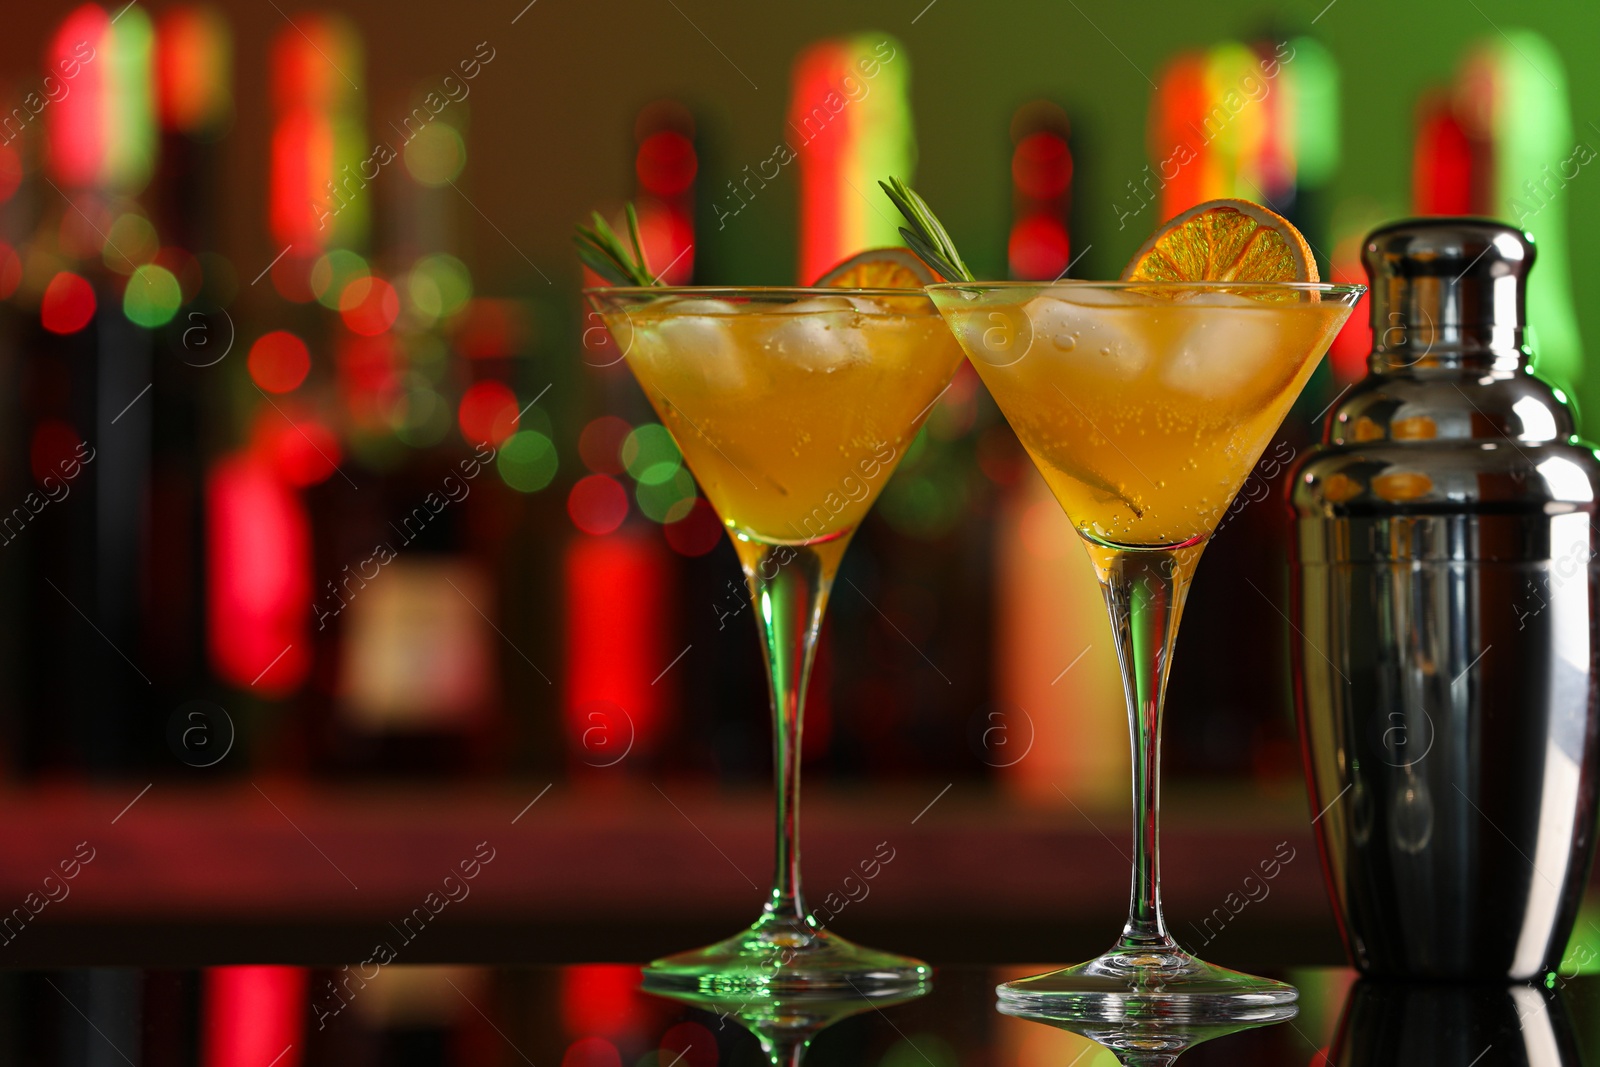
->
[1288,219,1600,980]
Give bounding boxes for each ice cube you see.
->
[1160,304,1283,397]
[1023,295,1150,380]
[762,299,868,370]
[631,306,748,392]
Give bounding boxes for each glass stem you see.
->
[758,1035,809,1067]
[1092,543,1201,952]
[744,541,834,928]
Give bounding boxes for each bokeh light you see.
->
[498,430,558,492]
[635,131,697,196]
[41,272,96,335]
[104,213,160,273]
[405,253,472,322]
[391,381,452,447]
[561,1038,620,1067]
[658,1023,718,1067]
[58,197,115,260]
[403,122,466,186]
[248,331,311,393]
[663,497,721,556]
[271,250,318,303]
[578,416,631,475]
[271,418,341,486]
[635,467,695,523]
[567,475,629,536]
[457,380,520,447]
[339,274,399,335]
[122,263,182,327]
[620,424,682,485]
[310,249,370,309]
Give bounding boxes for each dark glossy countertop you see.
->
[5,962,1596,1066]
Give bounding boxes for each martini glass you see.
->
[588,287,964,993]
[927,281,1362,1019]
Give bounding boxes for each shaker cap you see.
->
[1363,219,1532,362]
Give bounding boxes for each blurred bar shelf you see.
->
[0,781,1347,967]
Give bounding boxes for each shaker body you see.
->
[1294,505,1600,978]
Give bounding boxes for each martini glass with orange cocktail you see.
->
[887,180,1363,1019]
[579,207,963,992]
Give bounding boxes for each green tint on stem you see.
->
[744,540,834,931]
[1092,542,1203,952]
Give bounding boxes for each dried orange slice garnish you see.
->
[1122,199,1318,284]
[815,247,938,288]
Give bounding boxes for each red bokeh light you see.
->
[30,420,83,485]
[1008,215,1071,281]
[635,130,697,197]
[634,203,694,285]
[207,454,312,696]
[249,408,341,488]
[559,964,647,1037]
[457,380,520,447]
[578,416,631,475]
[41,272,96,334]
[337,333,401,429]
[47,5,109,188]
[272,419,341,488]
[562,1039,620,1067]
[663,497,721,557]
[567,475,628,536]
[248,331,311,393]
[339,275,399,335]
[1013,131,1073,200]
[660,1023,718,1067]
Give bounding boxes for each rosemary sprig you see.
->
[879,176,974,282]
[575,202,656,286]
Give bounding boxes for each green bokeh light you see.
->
[122,264,182,327]
[498,430,558,492]
[636,468,696,523]
[407,254,473,322]
[621,423,682,486]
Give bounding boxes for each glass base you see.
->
[642,916,930,995]
[997,943,1297,1022]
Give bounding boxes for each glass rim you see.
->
[926,279,1367,295]
[584,285,933,299]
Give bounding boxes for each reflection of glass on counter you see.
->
[645,980,929,1067]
